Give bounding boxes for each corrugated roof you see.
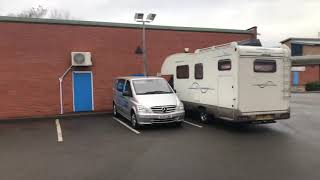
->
[0,16,254,34]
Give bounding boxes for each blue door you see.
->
[73,72,94,112]
[293,71,299,85]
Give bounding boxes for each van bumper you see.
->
[236,110,290,123]
[136,111,185,125]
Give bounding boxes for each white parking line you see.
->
[183,120,203,128]
[113,117,141,135]
[55,119,63,142]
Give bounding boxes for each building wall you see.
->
[283,41,320,86]
[292,65,320,86]
[0,21,254,119]
[283,42,320,56]
[299,65,320,85]
[302,46,320,56]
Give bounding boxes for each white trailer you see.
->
[161,42,291,123]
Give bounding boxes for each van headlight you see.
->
[137,105,152,113]
[177,103,184,111]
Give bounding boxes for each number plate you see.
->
[256,115,273,120]
[159,114,172,119]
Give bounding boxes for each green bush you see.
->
[305,81,320,91]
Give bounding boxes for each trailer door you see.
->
[238,57,288,113]
[218,76,234,109]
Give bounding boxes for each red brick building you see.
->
[0,16,257,120]
[281,38,320,91]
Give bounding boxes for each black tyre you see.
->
[173,121,183,127]
[199,108,210,124]
[131,112,140,129]
[113,103,119,117]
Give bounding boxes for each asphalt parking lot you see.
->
[1,93,320,180]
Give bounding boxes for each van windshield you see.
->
[133,79,173,95]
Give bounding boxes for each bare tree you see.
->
[8,6,48,18]
[7,6,74,20]
[49,9,72,20]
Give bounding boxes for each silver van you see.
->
[112,76,185,129]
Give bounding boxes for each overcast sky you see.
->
[0,0,319,46]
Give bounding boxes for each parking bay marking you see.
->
[113,117,141,135]
[183,120,203,128]
[55,119,64,142]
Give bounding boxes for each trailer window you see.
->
[254,60,277,73]
[177,65,189,79]
[195,63,203,79]
[218,60,231,71]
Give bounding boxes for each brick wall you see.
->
[284,41,320,86]
[283,41,320,56]
[298,65,320,85]
[303,46,320,56]
[0,22,254,119]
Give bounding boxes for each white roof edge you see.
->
[291,55,320,60]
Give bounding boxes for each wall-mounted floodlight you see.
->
[134,13,144,22]
[146,13,156,22]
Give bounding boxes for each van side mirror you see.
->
[174,89,177,93]
[123,91,131,97]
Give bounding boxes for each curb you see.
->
[0,111,113,122]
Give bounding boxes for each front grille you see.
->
[151,105,176,114]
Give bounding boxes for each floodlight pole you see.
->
[135,13,156,77]
[142,21,148,76]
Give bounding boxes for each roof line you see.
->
[281,37,320,43]
[291,55,320,65]
[0,16,254,34]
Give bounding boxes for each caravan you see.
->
[161,42,291,123]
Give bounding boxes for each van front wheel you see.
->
[113,103,119,117]
[131,112,140,129]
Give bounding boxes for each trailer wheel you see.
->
[199,108,210,123]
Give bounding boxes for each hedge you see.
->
[305,81,320,91]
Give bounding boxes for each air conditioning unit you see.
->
[71,52,92,66]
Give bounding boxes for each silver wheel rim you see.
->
[132,114,137,127]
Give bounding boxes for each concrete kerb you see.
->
[0,111,112,122]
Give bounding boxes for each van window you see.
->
[254,60,277,73]
[218,60,231,71]
[133,79,173,95]
[124,81,133,96]
[195,63,203,79]
[177,65,189,79]
[116,79,125,92]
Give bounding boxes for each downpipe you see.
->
[59,65,73,115]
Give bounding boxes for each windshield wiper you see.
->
[139,91,172,95]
